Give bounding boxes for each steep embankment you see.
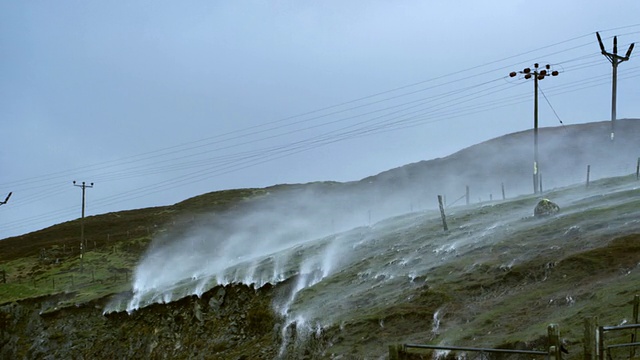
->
[1,284,280,359]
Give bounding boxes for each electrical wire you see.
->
[3,26,640,237]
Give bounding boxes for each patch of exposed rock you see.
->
[1,284,280,360]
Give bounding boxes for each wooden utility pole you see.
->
[73,181,94,272]
[510,64,560,194]
[596,32,634,142]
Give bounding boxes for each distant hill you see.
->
[358,118,640,204]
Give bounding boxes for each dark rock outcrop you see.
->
[0,284,279,360]
[534,199,560,217]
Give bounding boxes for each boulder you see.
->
[534,199,560,217]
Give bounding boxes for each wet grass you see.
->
[305,175,640,359]
[0,186,271,306]
[0,238,145,306]
[2,176,640,359]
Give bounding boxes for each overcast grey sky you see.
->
[1,1,639,239]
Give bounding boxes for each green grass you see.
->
[0,237,147,306]
[0,186,281,307]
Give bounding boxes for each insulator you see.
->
[625,43,635,59]
[509,72,517,77]
[551,70,559,76]
[538,74,545,80]
[540,70,547,76]
[524,74,532,79]
[545,64,551,69]
[523,68,531,74]
[534,63,539,68]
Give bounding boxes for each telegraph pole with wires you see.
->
[510,63,559,194]
[73,181,93,272]
[0,192,11,206]
[596,32,634,142]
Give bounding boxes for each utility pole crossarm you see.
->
[0,192,12,205]
[625,43,635,60]
[596,32,634,142]
[596,32,607,54]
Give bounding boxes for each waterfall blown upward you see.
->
[104,186,401,314]
[103,174,640,360]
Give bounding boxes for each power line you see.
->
[3,66,637,234]
[0,30,617,192]
[3,27,640,237]
[5,65,638,232]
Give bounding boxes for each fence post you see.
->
[501,182,506,200]
[548,323,561,360]
[584,316,598,360]
[437,195,448,232]
[598,326,605,360]
[1,269,5,284]
[586,165,591,188]
[636,157,639,180]
[389,344,400,360]
[465,186,470,205]
[632,295,639,358]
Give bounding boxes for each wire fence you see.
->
[390,324,561,360]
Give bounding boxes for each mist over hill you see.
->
[360,118,640,205]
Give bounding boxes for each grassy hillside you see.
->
[0,187,270,306]
[2,121,640,359]
[3,174,640,359]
